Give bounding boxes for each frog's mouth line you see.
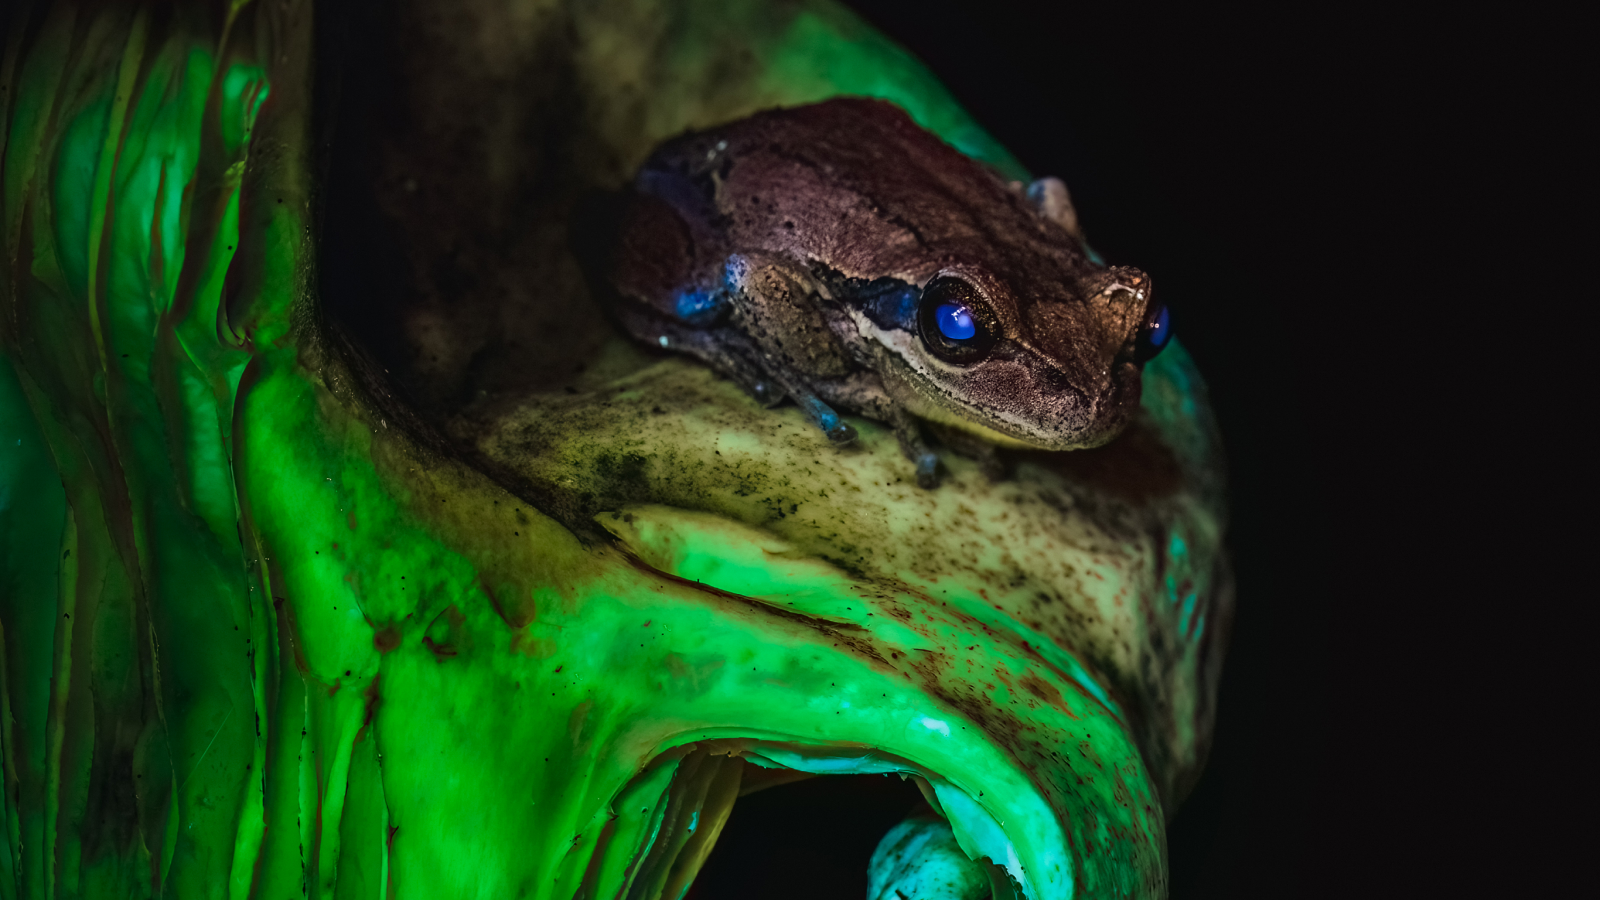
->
[597,740,1028,900]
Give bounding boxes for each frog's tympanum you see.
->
[586,99,1171,487]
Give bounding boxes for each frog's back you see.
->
[637,98,1089,290]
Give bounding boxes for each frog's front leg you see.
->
[826,376,942,488]
[722,253,861,445]
[888,408,942,489]
[725,258,952,489]
[779,382,859,445]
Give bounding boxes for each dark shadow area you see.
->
[687,774,926,900]
[313,0,623,425]
[313,0,416,385]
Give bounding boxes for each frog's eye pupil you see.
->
[936,303,977,341]
[917,275,995,363]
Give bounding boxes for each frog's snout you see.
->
[1018,355,1142,451]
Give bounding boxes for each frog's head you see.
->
[861,258,1169,452]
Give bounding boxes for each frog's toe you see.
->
[750,380,783,407]
[824,419,858,445]
[915,452,941,489]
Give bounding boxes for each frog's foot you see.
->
[749,379,783,408]
[783,382,858,445]
[1024,176,1084,241]
[717,361,787,411]
[926,422,1008,483]
[886,409,942,489]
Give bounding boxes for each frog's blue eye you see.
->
[935,303,977,341]
[918,276,996,363]
[1135,300,1171,362]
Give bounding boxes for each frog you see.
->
[578,97,1170,488]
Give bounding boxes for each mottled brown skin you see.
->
[584,98,1159,487]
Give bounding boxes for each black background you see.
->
[837,2,1577,898]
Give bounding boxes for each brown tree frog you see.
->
[580,98,1169,487]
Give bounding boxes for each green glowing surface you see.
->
[868,814,994,900]
[0,2,1228,898]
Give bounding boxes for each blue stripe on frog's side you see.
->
[863,284,920,332]
[673,289,724,324]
